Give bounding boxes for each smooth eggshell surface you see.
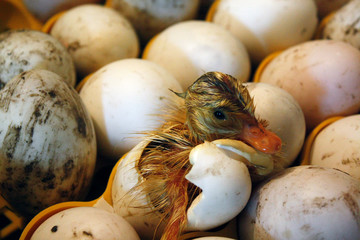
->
[79,58,183,161]
[259,40,360,130]
[209,0,318,63]
[237,165,360,240]
[309,114,360,180]
[30,207,140,240]
[50,4,139,77]
[143,20,250,90]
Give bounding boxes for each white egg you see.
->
[259,40,360,130]
[30,207,140,240]
[0,69,96,217]
[79,58,183,161]
[23,0,102,22]
[245,82,306,168]
[50,4,139,77]
[321,0,360,50]
[208,0,318,64]
[0,29,76,88]
[108,0,200,43]
[238,165,360,239]
[143,20,251,90]
[309,114,360,180]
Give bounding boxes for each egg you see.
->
[107,0,200,44]
[111,139,256,239]
[79,58,183,161]
[143,20,251,90]
[30,206,140,239]
[0,29,76,89]
[49,4,139,77]
[245,82,306,168]
[308,114,360,180]
[237,165,360,239]
[315,0,350,18]
[321,0,360,50]
[208,0,318,64]
[0,69,96,217]
[193,238,235,240]
[258,40,360,130]
[23,0,102,22]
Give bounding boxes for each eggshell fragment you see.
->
[245,82,306,168]
[79,58,183,161]
[0,69,96,217]
[259,40,360,130]
[321,0,360,50]
[208,0,318,63]
[309,114,360,180]
[108,0,200,43]
[237,165,360,240]
[143,20,250,89]
[0,29,76,89]
[50,4,139,77]
[30,206,140,240]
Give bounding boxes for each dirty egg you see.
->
[208,0,318,64]
[108,0,200,44]
[50,4,139,77]
[143,20,250,90]
[0,29,76,89]
[321,0,360,50]
[111,139,264,239]
[30,206,140,240]
[79,58,183,161]
[259,40,360,130]
[0,69,96,217]
[309,114,360,180]
[237,165,360,240]
[245,82,306,168]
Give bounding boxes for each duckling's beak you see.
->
[239,122,282,154]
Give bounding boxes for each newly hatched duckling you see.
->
[132,72,282,239]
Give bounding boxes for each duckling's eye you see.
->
[214,110,226,120]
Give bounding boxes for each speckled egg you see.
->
[309,114,360,180]
[0,29,76,89]
[321,0,360,50]
[143,20,251,90]
[0,69,96,217]
[245,82,306,168]
[30,207,140,240]
[79,58,183,161]
[259,40,360,130]
[50,4,139,77]
[108,0,200,44]
[237,165,360,239]
[208,0,318,64]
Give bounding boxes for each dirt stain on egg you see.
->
[2,125,22,159]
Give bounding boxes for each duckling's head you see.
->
[174,72,281,154]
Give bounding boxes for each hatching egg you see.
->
[309,114,360,180]
[143,20,250,90]
[30,206,140,240]
[321,0,360,50]
[108,0,200,44]
[208,0,318,64]
[23,0,102,22]
[237,165,360,239]
[0,69,96,217]
[259,40,360,130]
[50,4,139,77]
[315,0,350,18]
[0,29,76,89]
[79,58,183,161]
[245,82,306,168]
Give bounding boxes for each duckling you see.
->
[132,72,282,240]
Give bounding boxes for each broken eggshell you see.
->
[111,138,272,239]
[0,29,76,89]
[0,69,96,217]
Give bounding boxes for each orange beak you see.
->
[239,123,282,154]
